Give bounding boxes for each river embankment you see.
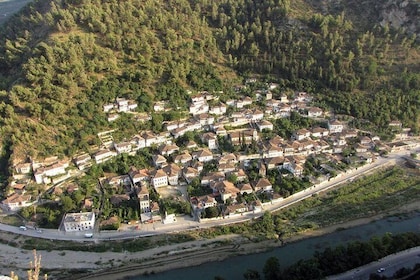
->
[78,201,420,280]
[0,202,419,279]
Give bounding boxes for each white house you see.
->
[94,149,117,164]
[277,104,292,117]
[163,164,181,186]
[238,183,253,195]
[360,136,372,146]
[189,103,209,115]
[293,128,311,141]
[264,156,284,169]
[250,109,264,121]
[284,162,304,176]
[63,212,96,232]
[236,97,253,108]
[151,169,168,189]
[73,154,92,170]
[154,101,166,112]
[127,100,138,111]
[191,94,206,104]
[256,120,274,131]
[141,131,159,147]
[130,135,146,150]
[328,120,344,133]
[182,167,199,183]
[279,94,289,103]
[152,155,168,168]
[165,121,186,132]
[263,145,284,159]
[192,149,214,162]
[196,113,215,126]
[114,141,132,154]
[107,114,119,122]
[128,167,149,184]
[159,144,179,156]
[311,127,329,138]
[218,153,238,165]
[254,178,272,192]
[201,132,218,150]
[34,162,69,184]
[388,120,402,129]
[307,107,323,118]
[1,193,32,211]
[214,126,227,136]
[294,92,310,102]
[174,152,193,165]
[213,180,240,203]
[209,103,227,115]
[14,163,32,174]
[103,103,115,113]
[228,129,259,146]
[201,171,225,186]
[137,186,150,213]
[115,98,130,112]
[192,195,217,209]
[226,99,235,106]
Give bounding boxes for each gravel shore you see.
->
[1,201,419,280]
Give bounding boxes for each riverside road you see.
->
[0,147,416,242]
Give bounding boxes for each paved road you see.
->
[0,147,416,242]
[328,246,420,280]
[0,0,32,25]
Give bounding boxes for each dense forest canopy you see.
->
[0,0,419,174]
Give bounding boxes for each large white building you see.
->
[34,162,69,184]
[151,169,168,189]
[63,212,95,232]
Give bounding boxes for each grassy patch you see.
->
[0,214,24,226]
[275,166,420,237]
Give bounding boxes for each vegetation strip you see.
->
[259,232,420,280]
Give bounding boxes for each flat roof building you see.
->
[63,212,95,232]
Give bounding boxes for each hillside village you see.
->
[1,80,415,231]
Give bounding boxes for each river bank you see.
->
[1,201,419,280]
[78,201,420,280]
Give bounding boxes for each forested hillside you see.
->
[0,0,419,176]
[0,0,235,164]
[198,0,419,129]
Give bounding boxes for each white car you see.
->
[377,267,385,273]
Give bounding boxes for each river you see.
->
[0,0,32,25]
[131,211,420,280]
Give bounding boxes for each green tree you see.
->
[205,206,219,218]
[263,257,281,280]
[243,269,261,280]
[61,196,76,212]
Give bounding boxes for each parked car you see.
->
[19,226,27,231]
